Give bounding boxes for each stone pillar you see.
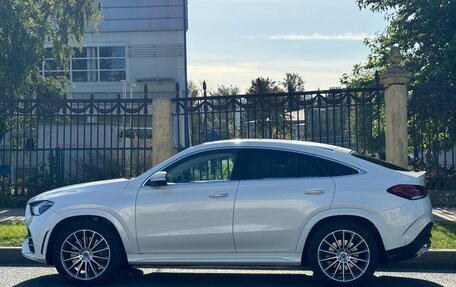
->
[381,47,412,168]
[151,94,174,166]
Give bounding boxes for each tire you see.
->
[53,221,125,285]
[308,221,379,286]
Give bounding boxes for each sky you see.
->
[186,0,388,92]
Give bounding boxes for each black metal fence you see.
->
[1,85,454,204]
[409,87,456,189]
[173,87,385,155]
[0,95,153,201]
[174,85,456,190]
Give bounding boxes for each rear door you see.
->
[233,148,335,253]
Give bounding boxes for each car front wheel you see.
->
[53,221,124,284]
[308,221,379,286]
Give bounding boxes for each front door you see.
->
[136,149,239,254]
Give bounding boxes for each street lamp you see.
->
[121,80,127,99]
[129,83,137,100]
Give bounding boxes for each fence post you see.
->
[381,47,412,168]
[151,89,175,166]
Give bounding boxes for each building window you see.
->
[41,46,126,82]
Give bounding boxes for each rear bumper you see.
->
[385,222,433,263]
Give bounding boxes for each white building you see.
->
[40,0,188,99]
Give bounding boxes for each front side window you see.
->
[165,150,238,184]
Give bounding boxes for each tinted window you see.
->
[351,152,409,171]
[238,149,325,180]
[165,150,238,183]
[315,157,359,176]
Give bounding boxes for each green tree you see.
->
[246,77,290,139]
[187,80,200,98]
[211,85,240,97]
[188,83,242,144]
[247,77,283,94]
[342,0,456,159]
[282,73,305,93]
[208,85,241,140]
[343,0,456,87]
[0,0,102,142]
[0,0,102,99]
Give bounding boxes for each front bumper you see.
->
[385,222,433,263]
[22,238,47,264]
[21,207,62,264]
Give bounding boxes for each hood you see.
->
[29,178,131,203]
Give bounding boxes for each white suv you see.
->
[22,139,433,286]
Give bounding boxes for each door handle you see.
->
[209,192,229,198]
[304,189,325,195]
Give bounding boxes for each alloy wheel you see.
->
[60,229,111,281]
[317,229,370,283]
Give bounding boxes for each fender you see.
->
[295,208,377,252]
[56,206,138,254]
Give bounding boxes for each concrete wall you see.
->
[99,0,187,32]
[70,0,187,99]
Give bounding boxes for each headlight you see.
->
[30,200,54,216]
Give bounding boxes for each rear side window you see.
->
[236,149,326,180]
[315,157,359,176]
[351,152,409,171]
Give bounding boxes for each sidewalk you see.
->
[0,208,25,222]
[432,207,456,221]
[2,207,456,222]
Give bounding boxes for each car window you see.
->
[314,157,359,176]
[238,149,325,180]
[351,152,409,171]
[164,150,238,183]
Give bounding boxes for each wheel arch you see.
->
[45,213,132,265]
[299,214,387,266]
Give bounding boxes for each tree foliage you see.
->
[0,0,102,99]
[282,73,305,93]
[246,77,290,139]
[210,85,240,97]
[247,77,283,94]
[343,0,456,87]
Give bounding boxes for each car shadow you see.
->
[13,269,444,287]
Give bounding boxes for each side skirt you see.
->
[127,253,302,266]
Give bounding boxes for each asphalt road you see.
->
[0,267,455,287]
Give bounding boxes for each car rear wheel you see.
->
[308,221,379,286]
[53,221,124,284]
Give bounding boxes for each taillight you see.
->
[387,185,427,200]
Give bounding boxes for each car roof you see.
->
[193,139,352,154]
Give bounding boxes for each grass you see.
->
[431,222,456,249]
[0,220,455,249]
[0,221,27,247]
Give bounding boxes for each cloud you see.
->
[188,60,359,91]
[268,33,372,41]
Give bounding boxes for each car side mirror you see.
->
[146,171,168,187]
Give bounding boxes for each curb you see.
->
[0,247,39,266]
[1,247,456,270]
[380,249,456,272]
